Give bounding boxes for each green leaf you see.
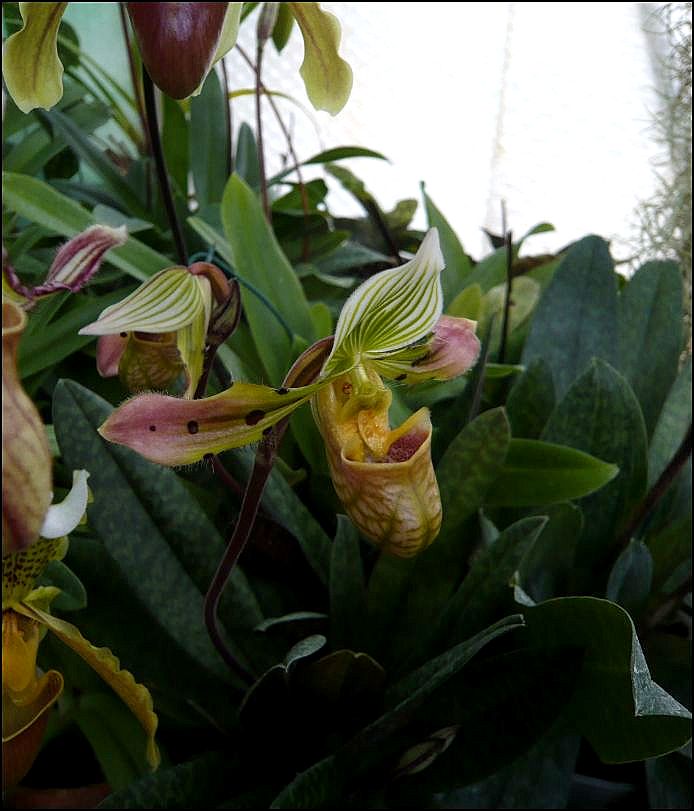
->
[485,438,619,507]
[53,380,262,684]
[42,109,148,218]
[431,729,580,809]
[75,691,150,791]
[368,409,511,664]
[506,358,556,439]
[523,597,691,762]
[221,173,315,383]
[37,559,87,612]
[447,283,482,320]
[329,515,367,651]
[272,1,295,51]
[646,749,692,810]
[98,752,231,809]
[647,516,692,596]
[3,172,171,281]
[519,503,584,603]
[423,187,473,306]
[649,356,691,487]
[234,122,260,190]
[303,145,388,166]
[618,260,683,436]
[190,68,227,206]
[542,360,648,571]
[523,235,619,399]
[270,616,523,808]
[606,540,653,614]
[162,96,189,198]
[431,517,548,654]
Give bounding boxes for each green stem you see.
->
[254,42,270,220]
[142,69,188,265]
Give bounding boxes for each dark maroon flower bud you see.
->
[127,3,229,99]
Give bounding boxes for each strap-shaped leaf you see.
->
[289,2,353,115]
[19,603,160,770]
[324,228,445,375]
[1,2,67,113]
[79,268,202,335]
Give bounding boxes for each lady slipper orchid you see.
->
[80,262,234,398]
[3,224,127,307]
[2,300,159,784]
[2,534,160,787]
[98,229,480,557]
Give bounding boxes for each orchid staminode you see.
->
[99,229,481,557]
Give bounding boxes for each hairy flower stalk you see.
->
[100,229,480,556]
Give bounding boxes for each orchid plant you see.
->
[1,3,691,808]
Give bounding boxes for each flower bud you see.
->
[127,3,229,99]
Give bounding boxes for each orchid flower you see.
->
[3,224,127,307]
[79,261,235,398]
[99,229,480,557]
[2,300,159,786]
[3,3,351,115]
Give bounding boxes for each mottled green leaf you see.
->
[524,597,691,762]
[606,540,653,614]
[423,187,473,306]
[506,358,556,439]
[329,515,367,651]
[485,439,619,507]
[618,260,683,436]
[542,360,648,571]
[649,356,691,487]
[523,235,618,399]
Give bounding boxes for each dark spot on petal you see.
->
[412,353,430,367]
[149,425,156,432]
[120,332,127,338]
[245,409,265,426]
[262,426,273,436]
[275,387,289,395]
[395,373,407,381]
[187,420,199,434]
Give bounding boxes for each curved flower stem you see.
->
[203,436,277,686]
[498,229,513,364]
[142,69,188,265]
[202,341,332,681]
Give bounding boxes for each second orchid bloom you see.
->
[98,229,480,557]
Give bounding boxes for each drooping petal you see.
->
[99,380,326,467]
[19,603,160,770]
[118,332,184,393]
[372,316,481,384]
[1,2,68,113]
[40,470,89,540]
[2,301,52,555]
[313,376,442,557]
[127,2,228,99]
[79,267,202,336]
[3,537,67,608]
[289,2,353,115]
[323,228,445,376]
